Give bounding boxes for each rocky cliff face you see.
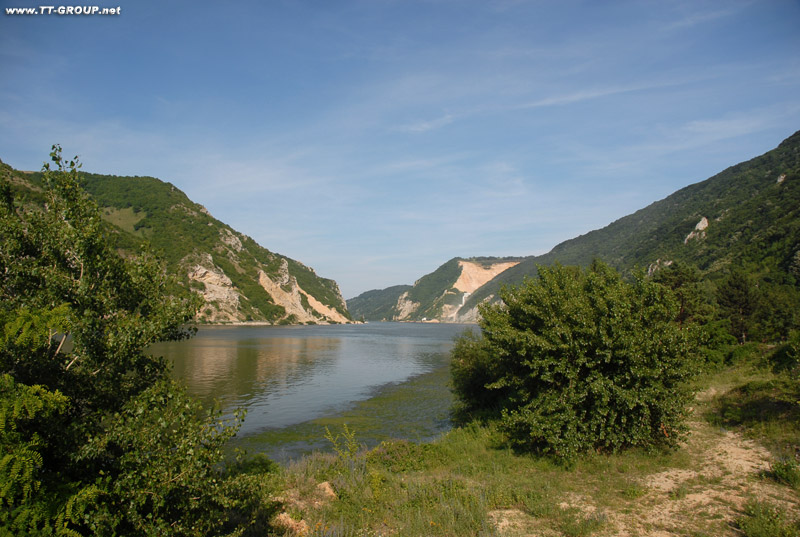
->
[187,256,241,323]
[438,260,519,322]
[393,291,420,320]
[1,159,352,325]
[184,232,351,325]
[348,257,521,323]
[256,260,350,325]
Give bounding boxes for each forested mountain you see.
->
[1,160,351,324]
[346,284,412,322]
[347,257,523,322]
[460,129,800,318]
[360,130,800,324]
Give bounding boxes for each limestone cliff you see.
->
[0,159,352,325]
[348,257,522,323]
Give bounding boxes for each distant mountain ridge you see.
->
[347,257,523,322]
[1,160,352,325]
[352,130,800,322]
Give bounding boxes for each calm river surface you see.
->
[150,322,476,462]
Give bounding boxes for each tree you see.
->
[451,261,700,462]
[651,261,709,327]
[716,270,761,344]
[0,147,278,535]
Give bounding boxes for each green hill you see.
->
[0,160,351,324]
[347,257,524,321]
[345,285,412,322]
[353,130,800,324]
[460,129,800,316]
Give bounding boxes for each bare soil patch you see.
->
[490,396,799,536]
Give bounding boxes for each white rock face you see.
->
[684,217,709,244]
[257,260,350,324]
[394,291,420,320]
[453,304,482,323]
[219,228,243,252]
[186,252,349,325]
[442,260,520,322]
[188,259,242,322]
[452,260,519,293]
[647,258,674,277]
[391,260,519,322]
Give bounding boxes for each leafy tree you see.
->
[451,261,701,462]
[716,270,761,344]
[0,147,278,535]
[651,262,709,327]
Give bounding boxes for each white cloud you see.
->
[395,113,455,133]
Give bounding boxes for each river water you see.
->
[150,322,476,462]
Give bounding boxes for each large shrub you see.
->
[0,147,278,535]
[451,261,701,461]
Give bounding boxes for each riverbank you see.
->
[270,344,800,536]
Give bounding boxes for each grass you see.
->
[772,458,800,489]
[703,343,800,456]
[277,422,689,536]
[101,206,145,233]
[737,500,800,537]
[262,343,800,536]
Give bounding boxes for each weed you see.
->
[325,424,361,462]
[669,482,691,500]
[558,508,607,537]
[737,500,800,537]
[771,456,800,489]
[621,483,647,499]
[366,439,431,472]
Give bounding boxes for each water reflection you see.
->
[151,323,474,439]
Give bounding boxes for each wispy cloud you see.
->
[395,113,456,133]
[518,80,683,109]
[664,2,752,30]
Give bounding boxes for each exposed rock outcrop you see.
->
[684,217,709,244]
[188,256,242,322]
[392,259,520,323]
[257,260,350,324]
[452,260,519,294]
[394,291,420,320]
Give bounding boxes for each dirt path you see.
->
[490,391,800,536]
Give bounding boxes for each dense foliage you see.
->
[462,130,800,324]
[0,147,278,535]
[345,285,413,321]
[451,261,701,461]
[3,159,350,324]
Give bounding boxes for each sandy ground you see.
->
[489,389,799,536]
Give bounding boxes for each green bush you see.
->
[772,331,800,375]
[0,147,279,535]
[451,261,701,461]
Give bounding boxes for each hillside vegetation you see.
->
[355,131,800,326]
[462,130,800,317]
[347,257,523,322]
[0,160,351,325]
[279,127,800,534]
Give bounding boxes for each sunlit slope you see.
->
[460,130,800,316]
[1,161,351,324]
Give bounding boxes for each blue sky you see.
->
[2,0,799,299]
